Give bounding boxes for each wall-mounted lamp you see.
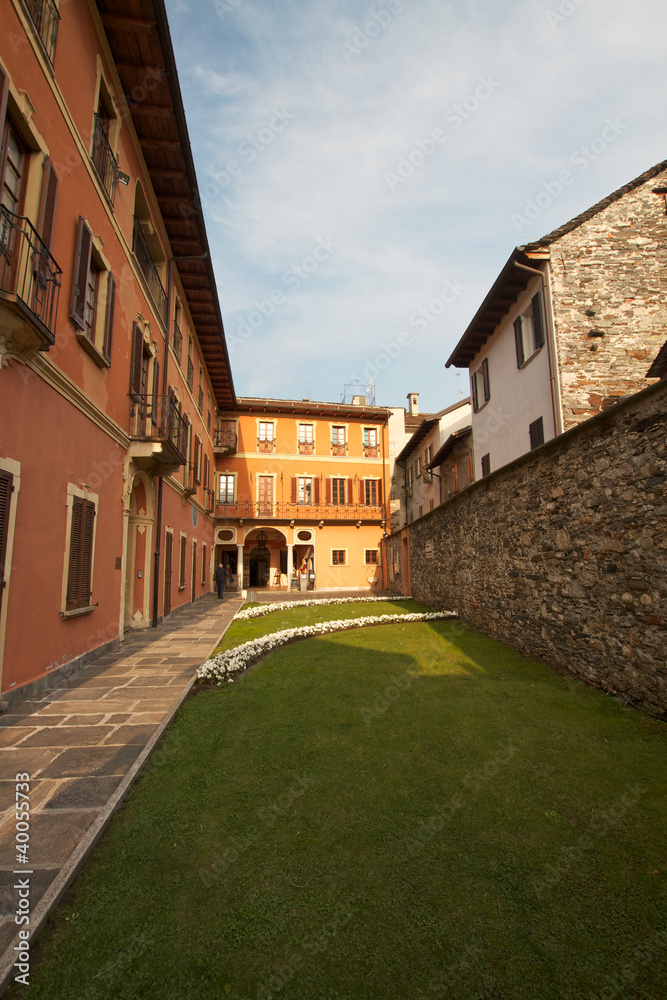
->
[116,171,130,186]
[318,520,324,528]
[356,521,362,528]
[289,520,294,528]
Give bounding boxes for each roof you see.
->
[232,397,391,419]
[97,0,235,409]
[397,398,472,462]
[426,426,472,469]
[395,417,438,463]
[646,340,667,379]
[446,159,667,370]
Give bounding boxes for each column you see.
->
[237,543,244,590]
[287,544,293,589]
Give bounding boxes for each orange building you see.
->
[0,1,234,706]
[213,398,391,592]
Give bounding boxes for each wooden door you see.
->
[163,531,172,616]
[258,476,273,517]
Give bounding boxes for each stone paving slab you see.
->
[0,593,243,995]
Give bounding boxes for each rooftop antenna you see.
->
[340,378,376,406]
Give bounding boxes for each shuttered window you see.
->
[179,534,187,588]
[38,159,59,249]
[0,470,13,614]
[481,454,491,478]
[129,323,145,399]
[532,294,545,350]
[514,317,525,367]
[102,272,115,362]
[362,479,382,505]
[66,496,95,611]
[70,218,93,329]
[529,416,545,450]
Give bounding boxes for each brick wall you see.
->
[385,381,667,715]
[550,166,667,428]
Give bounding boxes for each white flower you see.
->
[197,610,457,685]
[234,595,413,622]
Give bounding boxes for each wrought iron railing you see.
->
[197,386,204,413]
[331,442,347,455]
[91,114,118,204]
[257,438,274,453]
[0,205,62,340]
[24,0,60,65]
[172,319,183,364]
[214,424,237,450]
[215,500,385,521]
[298,441,314,454]
[186,355,194,389]
[363,444,379,457]
[128,394,187,462]
[132,217,167,324]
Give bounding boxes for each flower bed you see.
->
[198,610,457,684]
[234,595,413,621]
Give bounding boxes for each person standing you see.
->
[214,560,226,600]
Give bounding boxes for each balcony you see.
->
[214,423,237,454]
[257,438,275,454]
[172,320,183,365]
[331,442,346,456]
[298,441,314,454]
[24,0,60,65]
[0,206,61,366]
[215,500,385,522]
[132,218,167,324]
[363,444,379,458]
[91,114,118,205]
[128,394,187,477]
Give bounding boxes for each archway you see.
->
[243,526,288,589]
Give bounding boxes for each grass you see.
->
[14,601,667,1000]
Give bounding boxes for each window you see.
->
[179,534,187,589]
[363,427,378,457]
[330,478,346,505]
[331,425,346,455]
[362,479,382,506]
[258,421,275,453]
[416,456,422,476]
[173,299,183,365]
[91,83,119,205]
[65,494,96,612]
[481,453,491,478]
[332,550,346,565]
[186,338,194,389]
[418,504,423,518]
[71,218,115,365]
[425,445,432,466]
[514,293,545,367]
[365,550,378,565]
[292,477,319,505]
[298,423,314,453]
[529,416,545,450]
[429,499,434,511]
[0,469,14,617]
[1,116,26,216]
[471,358,490,412]
[23,0,61,65]
[129,323,150,400]
[218,474,235,503]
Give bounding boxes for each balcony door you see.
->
[258,475,273,517]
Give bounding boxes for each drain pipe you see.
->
[514,260,563,435]
[152,251,210,628]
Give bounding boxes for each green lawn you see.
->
[16,602,667,1000]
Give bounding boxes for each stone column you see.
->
[237,543,244,589]
[287,544,293,589]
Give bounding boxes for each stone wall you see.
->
[385,381,667,715]
[549,164,667,428]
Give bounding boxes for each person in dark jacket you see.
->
[214,561,226,599]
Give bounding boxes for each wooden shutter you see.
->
[481,358,490,402]
[66,496,95,610]
[313,478,320,504]
[325,478,331,503]
[179,535,186,587]
[376,479,383,505]
[102,273,115,362]
[359,480,366,505]
[0,470,12,612]
[532,293,545,349]
[0,69,8,161]
[70,217,93,329]
[38,158,59,249]
[291,477,297,502]
[151,358,160,426]
[514,317,524,367]
[129,323,144,398]
[470,372,478,411]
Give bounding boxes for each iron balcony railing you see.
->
[214,424,237,450]
[215,500,385,521]
[197,386,204,413]
[186,355,194,390]
[298,441,314,454]
[25,0,60,65]
[363,444,379,457]
[172,319,183,365]
[331,442,347,456]
[132,218,167,324]
[0,205,62,341]
[128,394,188,463]
[91,114,118,205]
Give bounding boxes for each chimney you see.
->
[407,392,419,416]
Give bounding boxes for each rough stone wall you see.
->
[386,382,667,716]
[550,166,667,428]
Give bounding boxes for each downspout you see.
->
[152,251,210,628]
[514,260,563,435]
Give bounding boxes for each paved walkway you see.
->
[0,593,243,993]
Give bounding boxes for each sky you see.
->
[164,0,666,413]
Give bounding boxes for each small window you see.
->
[514,293,545,368]
[362,479,382,506]
[65,495,96,612]
[298,423,314,453]
[298,477,312,505]
[218,474,235,503]
[71,218,116,366]
[471,358,490,412]
[529,416,545,450]
[332,549,346,565]
[365,550,378,565]
[331,426,346,455]
[331,478,346,505]
[258,421,275,452]
[481,453,491,478]
[363,427,378,457]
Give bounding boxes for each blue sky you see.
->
[165,0,666,412]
